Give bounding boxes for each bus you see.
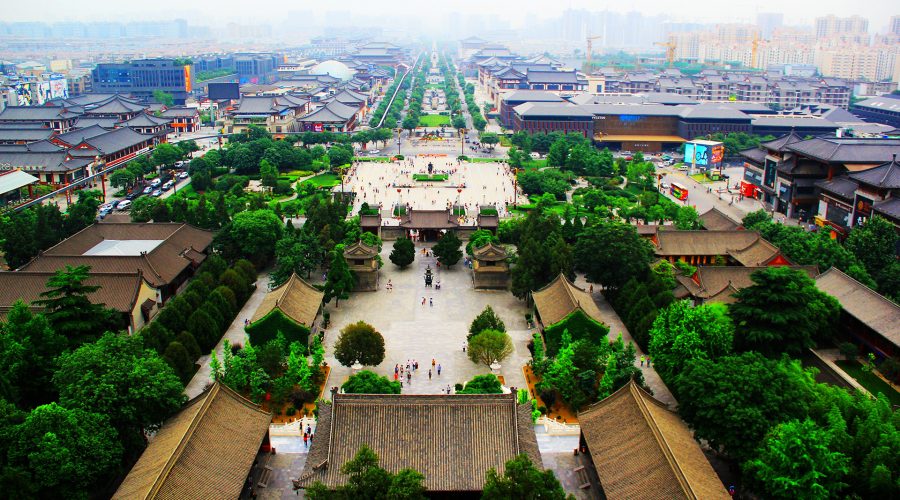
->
[670,182,688,201]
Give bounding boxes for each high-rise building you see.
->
[756,13,784,39]
[815,15,868,39]
[891,16,900,36]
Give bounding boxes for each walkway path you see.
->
[573,274,677,408]
[183,270,271,399]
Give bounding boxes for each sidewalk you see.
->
[183,271,270,399]
[574,275,677,408]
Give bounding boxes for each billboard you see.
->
[184,65,192,93]
[13,83,35,105]
[208,82,240,100]
[685,140,724,168]
[49,76,68,100]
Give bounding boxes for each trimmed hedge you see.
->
[543,309,610,356]
[245,308,311,346]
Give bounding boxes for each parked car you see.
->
[117,200,132,210]
[162,180,174,191]
[99,203,113,212]
[126,191,140,200]
[143,186,153,194]
[177,171,189,180]
[150,178,161,187]
[152,189,162,197]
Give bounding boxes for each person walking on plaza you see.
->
[428,369,432,380]
[437,364,442,375]
[429,297,433,307]
[432,358,436,369]
[640,355,645,367]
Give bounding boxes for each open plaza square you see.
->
[344,157,524,218]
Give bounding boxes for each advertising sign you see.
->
[49,77,68,99]
[854,194,873,225]
[314,123,324,132]
[684,143,710,166]
[13,83,34,106]
[184,65,192,93]
[710,144,725,165]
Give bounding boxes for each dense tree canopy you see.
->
[467,329,514,366]
[574,221,653,290]
[468,305,506,339]
[481,454,567,500]
[306,445,426,500]
[432,231,463,267]
[648,300,734,381]
[389,238,415,268]
[458,374,503,394]
[341,370,401,394]
[729,267,840,356]
[33,265,120,348]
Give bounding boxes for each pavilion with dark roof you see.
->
[653,229,789,267]
[293,393,541,495]
[398,209,460,241]
[113,382,272,499]
[578,380,729,499]
[472,242,509,289]
[247,273,323,344]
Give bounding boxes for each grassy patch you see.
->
[418,114,451,127]
[623,183,652,196]
[836,360,900,406]
[499,136,512,147]
[510,196,571,217]
[690,173,712,183]
[172,184,198,199]
[392,206,407,216]
[412,174,449,181]
[354,156,394,163]
[283,170,313,181]
[300,173,341,189]
[479,207,498,216]
[469,157,502,163]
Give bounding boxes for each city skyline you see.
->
[1,0,897,33]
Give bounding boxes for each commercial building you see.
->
[741,134,900,220]
[91,59,194,104]
[851,94,900,129]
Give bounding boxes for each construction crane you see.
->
[586,35,603,69]
[654,41,676,67]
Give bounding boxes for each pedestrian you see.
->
[422,297,426,305]
[640,355,645,367]
[432,358,436,368]
[414,360,419,370]
[462,342,467,352]
[589,285,593,293]
[437,364,442,375]
[394,372,398,381]
[303,433,309,447]
[447,384,451,394]
[406,371,411,382]
[394,364,399,374]
[428,369,432,380]
[429,297,433,307]
[647,355,651,367]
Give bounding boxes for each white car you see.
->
[152,189,162,197]
[117,200,132,210]
[660,182,670,190]
[150,178,161,187]
[143,186,153,194]
[177,171,189,179]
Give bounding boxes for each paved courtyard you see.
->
[343,159,523,220]
[321,241,533,395]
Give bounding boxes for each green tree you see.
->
[481,454,567,500]
[479,132,499,150]
[260,159,278,188]
[272,230,323,285]
[109,169,135,189]
[745,418,849,499]
[730,267,840,356]
[458,373,503,394]
[33,265,119,347]
[574,221,653,290]
[647,301,734,381]
[9,403,122,496]
[228,209,283,264]
[305,445,426,500]
[0,302,67,408]
[341,370,401,394]
[389,238,416,268]
[151,142,183,173]
[324,247,355,306]
[742,209,771,229]
[467,329,514,366]
[845,216,899,298]
[432,231,462,267]
[152,89,174,106]
[53,332,186,456]
[334,321,385,367]
[129,195,160,222]
[469,305,506,338]
[674,352,819,462]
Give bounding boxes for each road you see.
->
[657,163,763,223]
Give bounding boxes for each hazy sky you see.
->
[4,0,897,31]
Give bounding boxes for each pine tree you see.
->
[324,247,355,307]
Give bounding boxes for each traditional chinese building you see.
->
[343,241,379,291]
[472,242,509,290]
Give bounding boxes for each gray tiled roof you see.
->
[514,102,594,118]
[54,124,112,146]
[0,106,74,121]
[0,128,54,142]
[0,151,89,172]
[525,70,583,85]
[750,116,838,129]
[787,138,900,163]
[0,140,63,153]
[815,176,858,200]
[848,158,900,189]
[159,107,198,118]
[874,197,900,220]
[77,127,154,154]
[501,90,565,103]
[298,101,357,123]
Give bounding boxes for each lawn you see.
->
[509,196,571,217]
[469,157,503,163]
[836,359,900,406]
[354,156,394,163]
[300,173,341,189]
[690,173,713,183]
[412,174,449,181]
[418,114,451,127]
[172,184,198,199]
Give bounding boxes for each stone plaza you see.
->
[343,157,524,219]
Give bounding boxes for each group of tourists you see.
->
[393,359,444,387]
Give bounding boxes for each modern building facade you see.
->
[92,59,194,104]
